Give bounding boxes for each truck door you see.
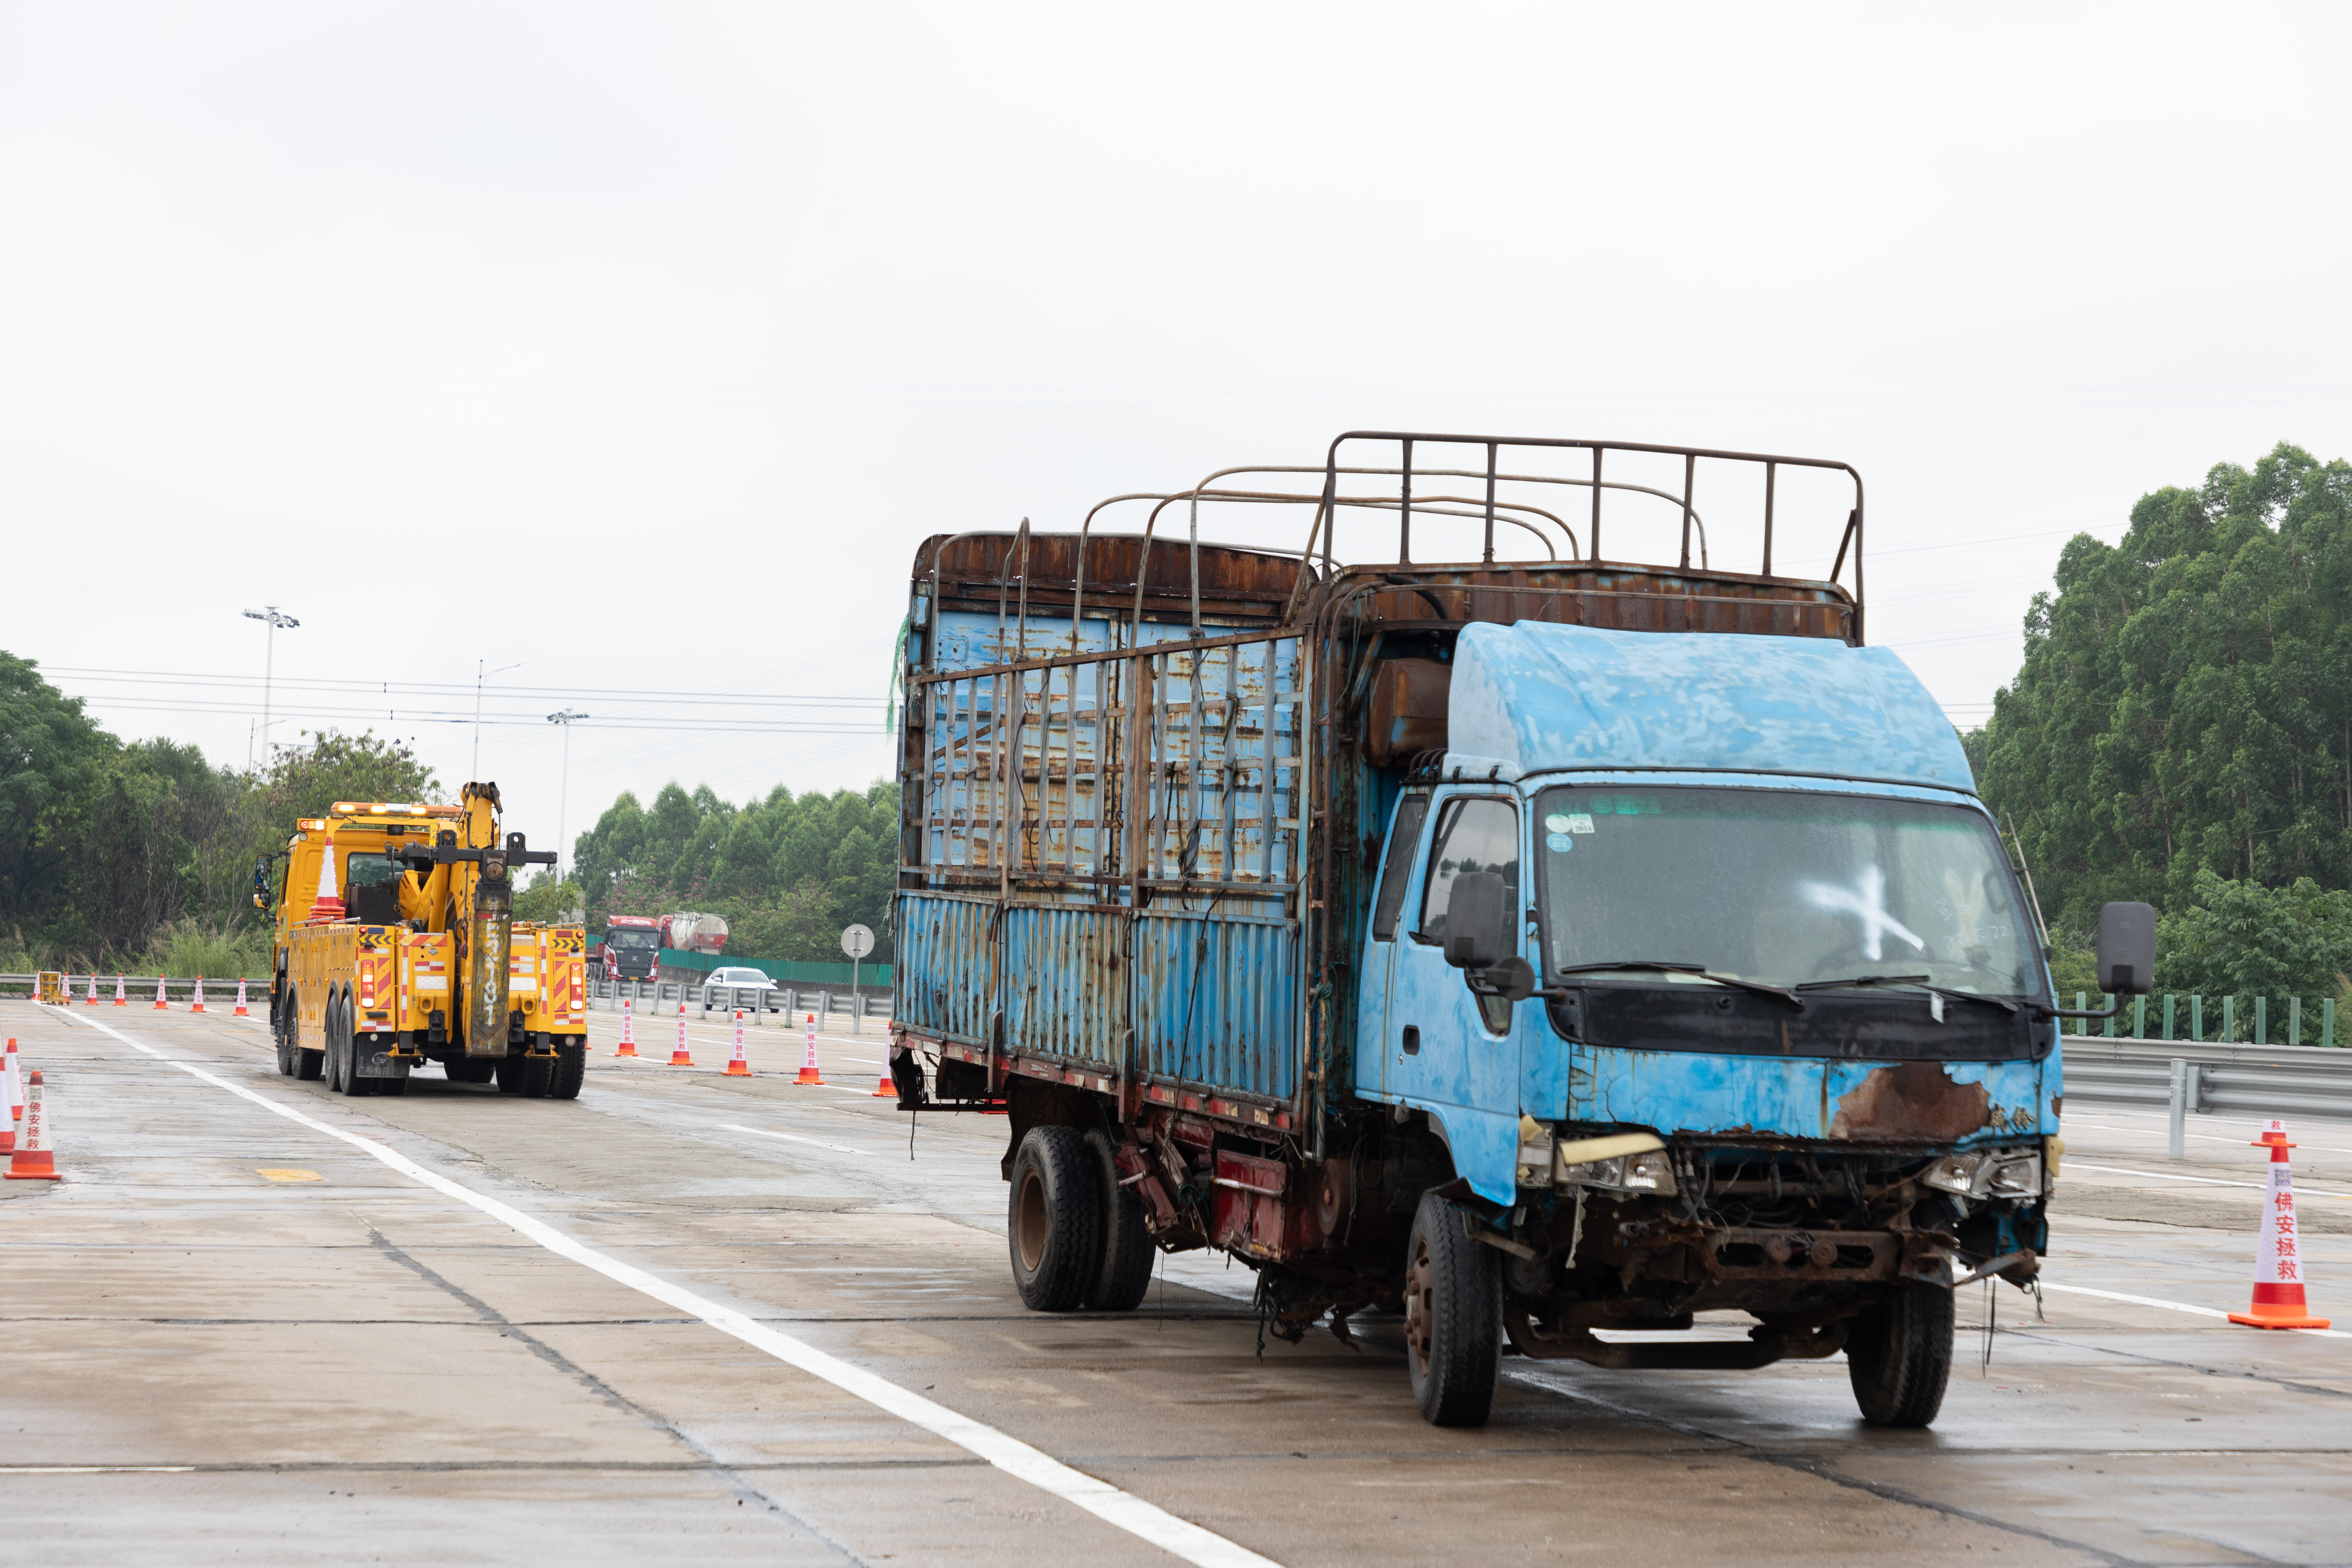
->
[1388,790,1522,1130]
[1354,793,1430,1101]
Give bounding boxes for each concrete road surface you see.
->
[1,1001,2346,1567]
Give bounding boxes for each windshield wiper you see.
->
[1796,974,2021,1016]
[1551,961,1803,1010]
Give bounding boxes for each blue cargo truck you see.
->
[887,432,2151,1429]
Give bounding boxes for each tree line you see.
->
[0,649,896,974]
[0,652,438,976]
[1967,441,2352,1029]
[572,780,897,965]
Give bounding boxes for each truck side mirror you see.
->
[1443,872,1509,970]
[2096,901,2155,994]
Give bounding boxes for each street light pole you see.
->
[472,659,525,782]
[546,709,589,883]
[241,606,300,771]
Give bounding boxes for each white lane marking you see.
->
[720,1123,868,1157]
[2040,1281,2348,1338]
[0,1467,198,1474]
[2069,1161,2352,1200]
[55,1011,1279,1568]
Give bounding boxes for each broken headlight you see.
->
[1556,1150,1678,1195]
[1920,1147,2043,1201]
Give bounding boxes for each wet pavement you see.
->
[1,1000,2345,1566]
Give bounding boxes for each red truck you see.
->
[598,914,662,981]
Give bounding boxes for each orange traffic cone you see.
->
[307,830,346,923]
[793,1013,825,1086]
[615,999,638,1057]
[83,974,98,1006]
[233,979,251,1017]
[6,1069,60,1180]
[872,1066,896,1099]
[2230,1119,2330,1329]
[724,1011,752,1077]
[1,1039,21,1155]
[190,976,207,1014]
[152,975,168,1010]
[112,974,127,1007]
[668,1011,694,1067]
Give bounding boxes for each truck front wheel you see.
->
[1404,1193,1501,1428]
[546,1044,586,1100]
[1846,1283,1954,1428]
[1008,1127,1101,1312]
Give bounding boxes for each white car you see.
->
[705,967,778,991]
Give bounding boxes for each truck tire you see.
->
[496,1054,551,1096]
[1083,1127,1155,1311]
[334,995,376,1097]
[1404,1192,1501,1428]
[1008,1126,1101,1313]
[545,1045,586,1101]
[323,994,346,1093]
[445,1059,498,1085]
[1846,1283,1954,1428]
[295,995,324,1081]
[275,1004,298,1077]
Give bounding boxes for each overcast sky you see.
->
[5,4,2348,867]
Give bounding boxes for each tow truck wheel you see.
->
[1082,1127,1155,1312]
[1846,1283,1954,1428]
[445,1059,497,1085]
[1008,1126,1101,1313]
[293,989,323,1081]
[1403,1192,1500,1428]
[321,995,343,1092]
[545,1045,585,1101]
[496,1054,551,1096]
[274,1004,297,1077]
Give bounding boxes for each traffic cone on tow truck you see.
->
[2230,1119,2331,1329]
[724,1012,752,1077]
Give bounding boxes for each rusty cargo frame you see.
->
[895,432,1865,1149]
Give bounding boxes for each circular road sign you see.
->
[840,923,875,959]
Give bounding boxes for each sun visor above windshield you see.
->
[1443,622,1975,793]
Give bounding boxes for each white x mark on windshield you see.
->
[1801,864,1925,962]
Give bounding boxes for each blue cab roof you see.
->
[1444,622,1976,794]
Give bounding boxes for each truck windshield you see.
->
[1534,786,2043,1000]
[606,930,659,951]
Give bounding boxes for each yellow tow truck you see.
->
[256,783,588,1098]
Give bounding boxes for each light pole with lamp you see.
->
[241,606,299,771]
[472,659,526,782]
[546,709,589,886]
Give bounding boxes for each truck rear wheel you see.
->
[1404,1192,1501,1428]
[545,1044,586,1101]
[1847,1283,1954,1428]
[496,1054,551,1096]
[275,1004,297,1077]
[445,1059,498,1085]
[1083,1127,1155,1311]
[1008,1126,1101,1313]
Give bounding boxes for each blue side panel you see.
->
[1131,909,1299,1102]
[892,892,998,1046]
[1000,904,1124,1070]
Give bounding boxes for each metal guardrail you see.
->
[2063,1037,2352,1131]
[587,977,891,1026]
